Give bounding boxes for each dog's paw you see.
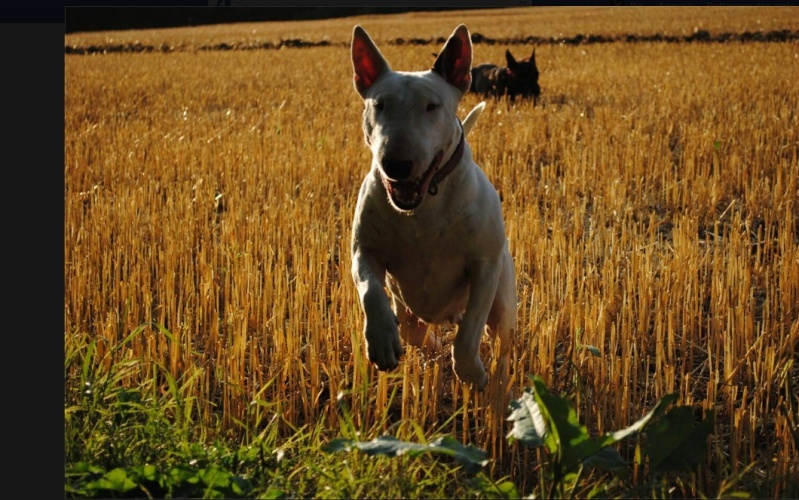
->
[364,315,405,371]
[452,354,488,390]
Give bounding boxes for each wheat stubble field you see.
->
[65,6,798,498]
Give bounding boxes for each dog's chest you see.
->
[382,219,471,319]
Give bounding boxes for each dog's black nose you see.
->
[381,158,413,181]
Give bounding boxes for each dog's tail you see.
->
[462,101,486,137]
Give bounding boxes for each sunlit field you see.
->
[65,7,798,498]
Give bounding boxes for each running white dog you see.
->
[350,24,516,390]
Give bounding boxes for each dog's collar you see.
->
[428,120,465,196]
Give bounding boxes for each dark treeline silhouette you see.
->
[65,6,505,34]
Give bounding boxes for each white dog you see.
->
[350,24,516,390]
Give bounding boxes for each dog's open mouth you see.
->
[381,151,444,212]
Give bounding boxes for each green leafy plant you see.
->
[320,374,721,499]
[643,404,714,473]
[506,374,719,498]
[322,375,713,498]
[65,460,255,498]
[321,434,488,475]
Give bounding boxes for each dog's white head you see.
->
[351,25,473,213]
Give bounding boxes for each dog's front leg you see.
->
[352,249,405,371]
[453,257,503,390]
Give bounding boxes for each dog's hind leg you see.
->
[394,298,443,353]
[486,249,516,395]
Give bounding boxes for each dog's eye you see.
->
[426,102,439,112]
[373,100,384,111]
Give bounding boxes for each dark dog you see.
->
[470,48,541,105]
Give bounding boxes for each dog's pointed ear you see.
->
[530,47,537,65]
[432,24,472,94]
[506,49,518,71]
[352,25,391,97]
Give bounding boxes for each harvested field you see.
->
[65,6,798,497]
